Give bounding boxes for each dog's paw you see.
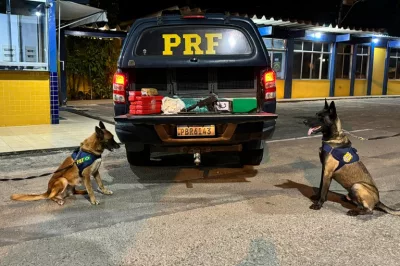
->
[309,203,322,210]
[346,210,359,216]
[97,187,113,195]
[102,189,113,195]
[90,200,100,205]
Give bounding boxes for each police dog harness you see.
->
[71,148,101,177]
[322,143,360,172]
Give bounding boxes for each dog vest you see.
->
[322,143,360,172]
[71,149,101,177]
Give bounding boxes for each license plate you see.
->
[176,125,215,137]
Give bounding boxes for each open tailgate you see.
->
[114,112,277,125]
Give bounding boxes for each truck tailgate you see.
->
[114,112,277,125]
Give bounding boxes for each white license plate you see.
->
[176,125,215,137]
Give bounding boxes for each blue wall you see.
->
[48,0,59,124]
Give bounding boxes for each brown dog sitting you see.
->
[11,121,120,206]
[303,100,400,216]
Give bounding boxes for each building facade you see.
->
[0,0,107,127]
[0,0,58,127]
[253,17,400,99]
[1,3,400,127]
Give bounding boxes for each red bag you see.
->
[128,91,142,96]
[129,109,161,115]
[129,95,164,102]
[129,103,162,111]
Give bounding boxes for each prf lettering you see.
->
[162,33,222,56]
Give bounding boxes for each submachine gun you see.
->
[180,93,218,112]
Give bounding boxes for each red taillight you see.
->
[113,72,127,104]
[113,73,126,86]
[261,69,276,101]
[182,15,205,19]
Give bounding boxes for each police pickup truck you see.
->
[113,10,278,166]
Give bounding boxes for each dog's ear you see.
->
[95,126,104,139]
[329,101,337,119]
[99,121,106,129]
[324,98,329,109]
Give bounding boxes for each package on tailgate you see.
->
[128,90,163,115]
[141,88,158,96]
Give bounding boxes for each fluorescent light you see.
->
[313,32,322,38]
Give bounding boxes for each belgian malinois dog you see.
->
[303,99,400,216]
[11,121,120,206]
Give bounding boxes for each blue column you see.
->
[350,44,358,96]
[329,42,337,97]
[382,46,390,95]
[48,0,59,124]
[366,43,375,95]
[284,39,294,99]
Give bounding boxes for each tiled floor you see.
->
[0,111,119,154]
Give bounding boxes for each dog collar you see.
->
[71,148,102,177]
[322,143,360,171]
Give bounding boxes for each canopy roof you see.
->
[55,0,108,29]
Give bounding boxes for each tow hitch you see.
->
[193,152,201,166]
[151,144,243,166]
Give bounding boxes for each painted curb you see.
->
[0,144,125,157]
[277,95,400,103]
[60,107,115,125]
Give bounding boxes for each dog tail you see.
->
[376,202,400,216]
[10,192,49,201]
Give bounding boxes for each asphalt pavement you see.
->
[1,98,400,265]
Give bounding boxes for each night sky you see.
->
[115,0,398,35]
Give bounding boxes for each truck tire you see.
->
[126,146,150,166]
[239,148,264,166]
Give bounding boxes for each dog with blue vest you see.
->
[11,121,120,206]
[303,99,400,216]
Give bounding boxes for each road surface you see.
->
[1,98,400,265]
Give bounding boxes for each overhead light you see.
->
[311,32,322,39]
[34,3,45,16]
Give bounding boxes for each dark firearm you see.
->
[181,94,218,112]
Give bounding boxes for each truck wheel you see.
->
[126,146,150,166]
[239,149,264,166]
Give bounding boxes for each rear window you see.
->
[134,26,252,57]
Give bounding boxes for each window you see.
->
[293,41,330,79]
[335,44,352,79]
[355,45,369,79]
[135,26,252,56]
[263,38,286,79]
[388,48,400,80]
[0,0,48,71]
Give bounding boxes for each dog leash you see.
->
[0,149,82,182]
[343,130,400,141]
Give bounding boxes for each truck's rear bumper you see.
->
[114,112,277,124]
[115,112,277,146]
